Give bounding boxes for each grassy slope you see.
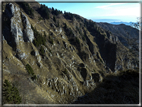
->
[73,69,139,104]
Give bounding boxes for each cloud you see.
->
[94,3,140,18]
[102,5,140,17]
[95,3,125,9]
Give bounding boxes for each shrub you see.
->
[53,16,56,23]
[49,49,52,53]
[39,46,45,56]
[17,2,34,17]
[44,31,47,37]
[31,50,35,56]
[31,75,37,81]
[3,80,21,104]
[38,4,50,19]
[25,64,34,75]
[64,23,67,29]
[64,24,74,37]
[25,64,37,81]
[57,21,60,27]
[63,69,68,75]
[80,51,88,60]
[31,25,46,47]
[38,17,43,21]
[49,36,54,44]
[52,7,62,15]
[75,37,80,44]
[64,11,74,20]
[82,35,86,41]
[93,69,96,73]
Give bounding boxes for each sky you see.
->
[36,0,141,23]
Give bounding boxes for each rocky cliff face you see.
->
[2,2,139,104]
[96,23,139,72]
[97,22,139,47]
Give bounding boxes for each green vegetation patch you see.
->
[17,2,34,16]
[39,46,45,56]
[31,75,37,80]
[26,64,34,75]
[53,16,56,23]
[31,25,46,47]
[3,80,21,104]
[82,35,86,41]
[52,7,62,16]
[48,36,54,44]
[63,68,68,75]
[75,37,80,44]
[38,4,50,19]
[38,17,43,21]
[25,64,37,81]
[93,69,96,73]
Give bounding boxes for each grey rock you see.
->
[18,52,26,60]
[22,13,34,42]
[5,3,15,18]
[5,3,34,47]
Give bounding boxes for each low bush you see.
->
[82,35,86,41]
[38,17,43,21]
[52,7,62,15]
[25,64,34,75]
[63,69,68,75]
[25,64,37,81]
[38,4,50,19]
[93,69,96,73]
[31,25,46,47]
[53,16,56,23]
[39,46,45,56]
[3,80,21,104]
[31,75,37,81]
[17,2,34,17]
[49,36,54,44]
[75,37,80,44]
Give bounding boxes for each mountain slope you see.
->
[97,22,139,47]
[73,69,139,104]
[109,22,134,26]
[2,2,139,104]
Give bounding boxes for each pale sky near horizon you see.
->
[35,0,141,22]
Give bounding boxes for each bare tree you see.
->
[131,17,142,31]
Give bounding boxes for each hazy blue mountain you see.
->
[93,19,135,26]
[93,19,121,23]
[97,22,139,47]
[109,22,134,26]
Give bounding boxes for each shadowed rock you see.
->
[80,68,87,81]
[79,63,85,68]
[92,73,100,82]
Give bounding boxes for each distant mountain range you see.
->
[109,22,134,26]
[93,19,121,23]
[96,22,139,47]
[93,19,135,26]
